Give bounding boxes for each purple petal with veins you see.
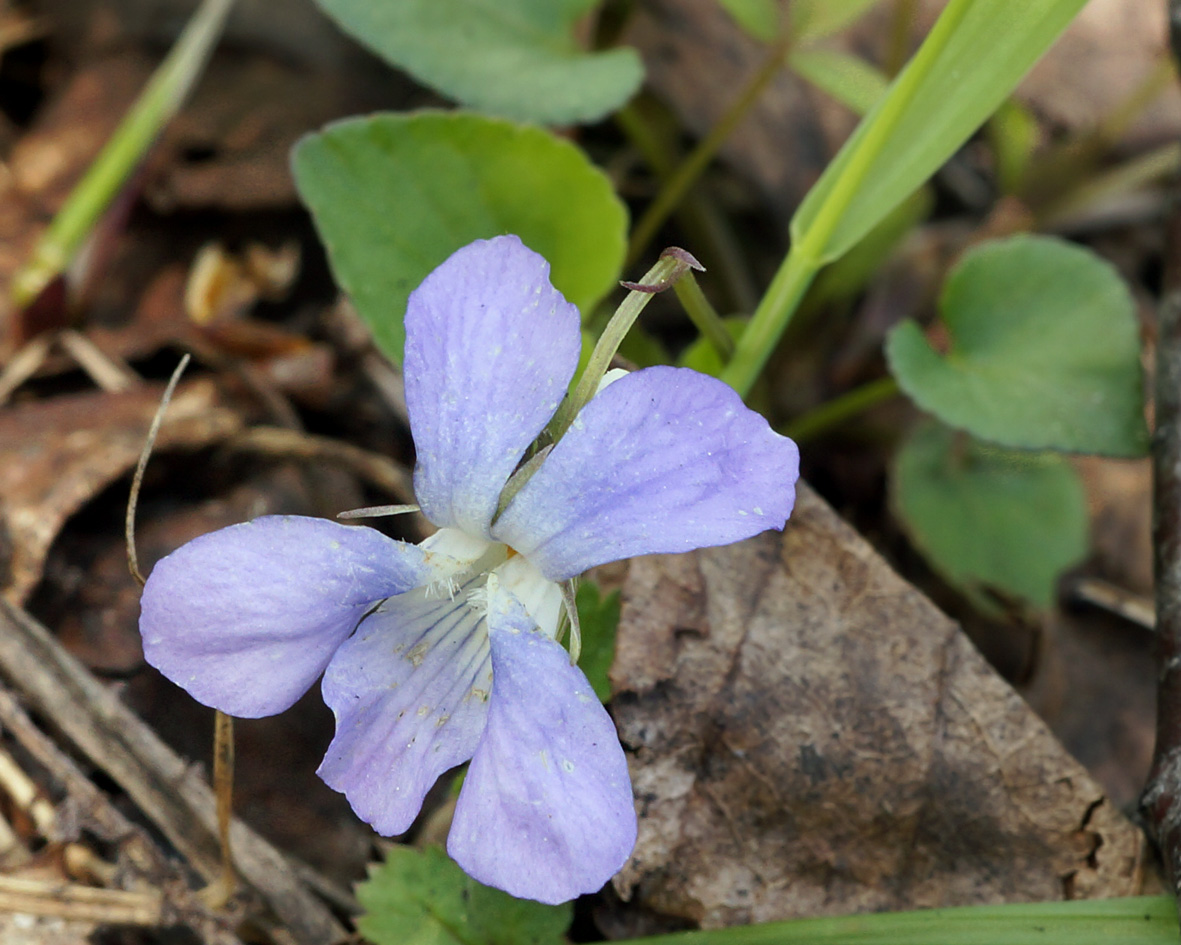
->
[319,579,492,836]
[448,584,636,904]
[405,236,581,537]
[494,365,799,580]
[140,516,430,718]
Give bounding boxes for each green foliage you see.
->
[892,420,1088,609]
[988,99,1040,194]
[309,0,642,125]
[886,235,1147,457]
[787,48,888,116]
[678,318,747,378]
[356,845,572,945]
[614,896,1177,945]
[790,0,883,43]
[790,0,1088,266]
[717,0,781,41]
[575,579,621,702]
[292,112,627,364]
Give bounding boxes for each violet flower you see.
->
[139,235,799,904]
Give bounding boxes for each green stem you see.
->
[719,247,815,395]
[626,30,794,268]
[550,254,686,441]
[785,376,900,442]
[673,273,734,361]
[11,0,235,308]
[612,897,1177,945]
[720,0,975,397]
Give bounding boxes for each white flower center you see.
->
[420,527,562,639]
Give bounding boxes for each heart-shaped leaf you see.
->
[310,0,642,125]
[357,845,571,945]
[293,112,628,365]
[892,419,1088,609]
[886,235,1147,456]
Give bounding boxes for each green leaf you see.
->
[988,98,1040,195]
[790,0,1087,265]
[892,420,1088,609]
[575,580,621,702]
[293,112,628,365]
[787,48,888,116]
[678,317,747,378]
[790,0,883,43]
[717,0,781,41]
[885,235,1147,457]
[310,0,642,125]
[356,845,572,945]
[609,896,1177,945]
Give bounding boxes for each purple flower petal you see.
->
[405,236,581,538]
[318,581,492,836]
[448,585,635,904]
[139,516,429,718]
[493,366,800,580]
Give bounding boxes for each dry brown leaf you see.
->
[611,484,1146,927]
[0,379,243,604]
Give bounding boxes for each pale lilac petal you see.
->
[139,516,429,718]
[448,585,635,904]
[318,581,492,836]
[405,236,581,538]
[493,366,800,580]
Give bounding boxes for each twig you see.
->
[0,598,345,945]
[57,329,141,392]
[0,681,246,944]
[0,745,57,835]
[0,333,52,405]
[205,710,236,909]
[1068,577,1155,631]
[226,426,415,500]
[1142,5,1181,924]
[0,875,162,926]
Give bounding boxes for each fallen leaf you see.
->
[0,379,243,604]
[611,483,1146,928]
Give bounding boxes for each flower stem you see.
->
[10,0,235,309]
[720,0,975,398]
[784,376,900,442]
[673,272,734,362]
[551,250,701,440]
[719,247,816,396]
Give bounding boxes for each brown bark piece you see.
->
[612,484,1145,927]
[0,379,243,604]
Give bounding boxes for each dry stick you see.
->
[206,710,236,910]
[0,680,247,945]
[0,599,344,945]
[1144,3,1181,919]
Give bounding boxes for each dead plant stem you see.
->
[1142,4,1181,924]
